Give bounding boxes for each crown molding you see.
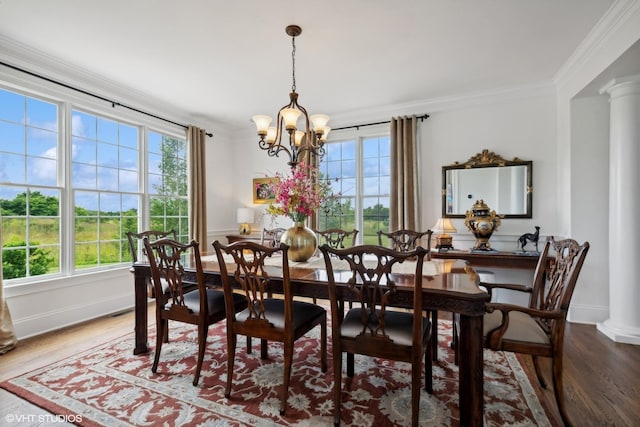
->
[328,81,555,129]
[554,0,640,90]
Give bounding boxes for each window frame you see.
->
[318,125,391,245]
[0,80,188,286]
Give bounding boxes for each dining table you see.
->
[130,253,490,427]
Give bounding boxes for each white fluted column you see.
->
[597,74,640,345]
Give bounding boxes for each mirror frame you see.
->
[441,149,533,219]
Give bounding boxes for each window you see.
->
[147,131,188,242]
[0,86,188,282]
[0,90,61,279]
[318,134,390,244]
[71,110,140,270]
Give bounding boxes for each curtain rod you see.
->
[331,114,429,131]
[0,61,213,137]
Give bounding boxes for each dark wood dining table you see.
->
[131,255,490,427]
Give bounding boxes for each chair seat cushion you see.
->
[166,289,244,316]
[341,308,428,347]
[236,298,326,330]
[484,310,550,345]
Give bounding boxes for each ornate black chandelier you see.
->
[252,25,330,168]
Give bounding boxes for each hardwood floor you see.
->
[1,305,639,426]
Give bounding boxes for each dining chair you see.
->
[260,227,287,248]
[212,240,328,415]
[319,244,433,427]
[454,237,589,427]
[314,228,359,249]
[127,229,180,343]
[143,237,247,386]
[377,229,440,360]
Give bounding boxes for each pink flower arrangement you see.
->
[264,161,334,223]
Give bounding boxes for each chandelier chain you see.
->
[291,35,297,93]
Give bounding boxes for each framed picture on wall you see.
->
[253,177,278,204]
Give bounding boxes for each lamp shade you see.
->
[432,217,456,251]
[237,207,254,224]
[432,217,457,234]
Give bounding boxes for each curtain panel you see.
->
[389,115,419,231]
[188,126,208,248]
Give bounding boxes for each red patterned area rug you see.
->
[1,320,552,426]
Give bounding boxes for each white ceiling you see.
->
[0,0,616,130]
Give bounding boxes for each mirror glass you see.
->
[442,150,532,218]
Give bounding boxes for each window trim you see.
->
[319,124,390,244]
[0,79,188,286]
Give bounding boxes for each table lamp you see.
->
[432,217,457,251]
[237,207,254,235]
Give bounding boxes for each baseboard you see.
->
[12,294,133,340]
[567,302,609,325]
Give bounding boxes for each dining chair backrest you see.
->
[214,240,292,330]
[143,237,205,315]
[127,229,177,263]
[535,237,590,334]
[320,244,428,345]
[314,228,359,249]
[377,229,432,253]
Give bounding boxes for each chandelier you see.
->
[252,25,330,169]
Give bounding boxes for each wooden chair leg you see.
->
[532,355,548,388]
[451,319,459,366]
[163,323,169,343]
[424,344,433,394]
[224,333,237,398]
[261,339,268,359]
[280,341,294,415]
[412,354,421,427]
[193,324,208,386]
[333,348,343,426]
[431,310,438,360]
[246,335,252,354]
[152,318,166,373]
[320,319,328,372]
[551,355,572,427]
[346,352,355,377]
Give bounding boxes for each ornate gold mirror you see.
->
[442,149,532,219]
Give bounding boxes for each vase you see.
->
[464,199,502,251]
[280,222,317,262]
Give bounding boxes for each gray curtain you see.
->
[0,224,18,354]
[188,126,208,248]
[389,115,419,231]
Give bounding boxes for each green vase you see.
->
[280,222,317,262]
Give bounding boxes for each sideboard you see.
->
[431,249,546,270]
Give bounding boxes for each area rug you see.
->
[1,320,551,426]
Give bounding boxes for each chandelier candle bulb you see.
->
[252,115,272,135]
[311,114,330,133]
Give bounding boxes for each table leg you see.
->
[133,271,149,355]
[458,313,484,427]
